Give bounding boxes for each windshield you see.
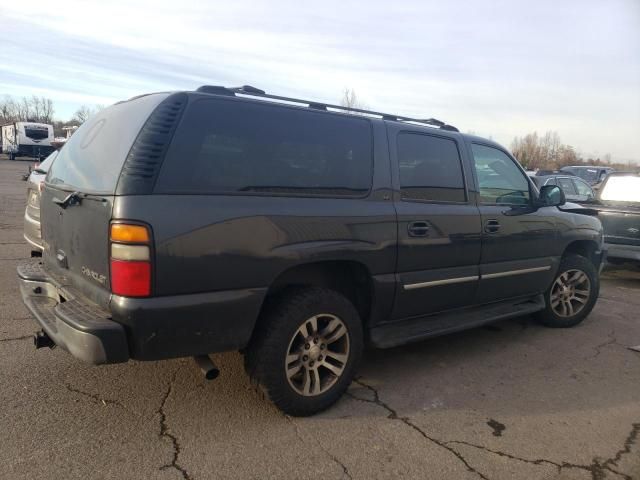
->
[47,93,168,193]
[600,176,640,203]
[37,150,58,173]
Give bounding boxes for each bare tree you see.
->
[509,130,623,171]
[73,105,103,124]
[0,95,55,124]
[0,96,18,124]
[36,97,55,123]
[512,131,566,170]
[339,88,368,112]
[18,97,31,121]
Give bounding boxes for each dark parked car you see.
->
[18,86,605,415]
[24,150,58,256]
[560,166,614,186]
[592,172,640,266]
[528,172,596,204]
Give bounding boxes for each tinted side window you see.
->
[397,133,465,202]
[471,144,530,205]
[155,98,372,197]
[573,178,594,197]
[557,177,577,195]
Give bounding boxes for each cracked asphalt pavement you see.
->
[1,158,639,479]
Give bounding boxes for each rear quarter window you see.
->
[47,93,169,193]
[155,98,373,197]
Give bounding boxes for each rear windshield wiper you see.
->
[52,191,82,209]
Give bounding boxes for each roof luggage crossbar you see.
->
[195,85,459,132]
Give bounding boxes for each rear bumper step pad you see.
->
[17,260,129,364]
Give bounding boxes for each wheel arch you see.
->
[562,239,601,267]
[261,260,375,327]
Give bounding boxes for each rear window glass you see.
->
[47,93,168,193]
[155,98,373,197]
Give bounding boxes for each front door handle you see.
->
[408,221,430,237]
[484,219,501,234]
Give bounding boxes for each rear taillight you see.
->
[110,223,152,297]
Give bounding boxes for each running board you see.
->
[370,295,545,349]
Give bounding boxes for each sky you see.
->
[1,0,639,163]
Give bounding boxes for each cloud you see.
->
[0,0,638,162]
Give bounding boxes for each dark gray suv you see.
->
[18,86,605,415]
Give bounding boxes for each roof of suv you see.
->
[186,86,516,152]
[192,84,463,130]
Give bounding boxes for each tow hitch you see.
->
[33,330,55,349]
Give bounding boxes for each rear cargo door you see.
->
[40,188,114,307]
[41,93,169,307]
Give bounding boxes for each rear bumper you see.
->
[110,286,267,361]
[17,260,129,364]
[605,243,640,262]
[18,259,268,364]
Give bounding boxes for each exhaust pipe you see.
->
[34,330,55,349]
[193,355,220,380]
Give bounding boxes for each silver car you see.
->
[24,150,58,255]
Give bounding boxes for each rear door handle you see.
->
[408,221,430,237]
[484,219,501,234]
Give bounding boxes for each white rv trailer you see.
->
[1,122,54,160]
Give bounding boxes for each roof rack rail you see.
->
[195,85,459,132]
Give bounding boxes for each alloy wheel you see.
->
[285,314,350,396]
[550,269,591,318]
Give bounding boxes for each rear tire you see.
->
[534,254,599,328]
[244,287,363,416]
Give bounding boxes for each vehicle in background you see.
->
[24,150,58,256]
[528,172,596,204]
[18,85,605,416]
[560,166,614,186]
[592,173,640,267]
[1,122,55,160]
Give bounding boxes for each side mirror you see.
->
[538,185,565,207]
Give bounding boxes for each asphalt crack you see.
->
[0,334,32,343]
[590,328,623,359]
[64,383,126,409]
[158,371,191,480]
[445,428,637,480]
[285,415,352,479]
[348,379,489,480]
[350,379,636,480]
[602,423,640,474]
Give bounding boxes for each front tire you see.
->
[535,254,599,328]
[244,287,363,416]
